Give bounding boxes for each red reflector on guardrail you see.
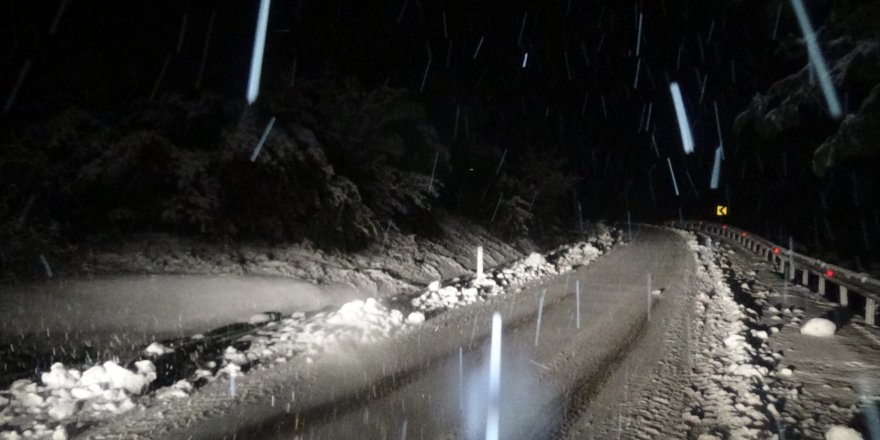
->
[825,269,835,278]
[773,247,780,254]
[741,232,748,237]
[722,225,728,230]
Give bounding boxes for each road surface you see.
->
[77,226,696,439]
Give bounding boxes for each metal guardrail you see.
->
[670,220,880,326]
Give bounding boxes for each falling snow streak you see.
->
[442,11,448,39]
[638,104,647,132]
[494,149,508,176]
[698,74,708,105]
[667,157,680,196]
[381,220,392,250]
[522,52,529,68]
[772,2,783,41]
[577,202,584,232]
[788,0,842,117]
[581,43,590,66]
[710,145,723,189]
[676,41,684,71]
[195,11,216,90]
[149,53,172,100]
[491,193,503,222]
[427,150,439,192]
[49,0,70,35]
[684,166,699,197]
[713,101,723,145]
[246,0,272,104]
[635,12,643,57]
[486,312,502,440]
[420,42,432,93]
[397,0,408,24]
[644,102,653,132]
[250,117,276,162]
[472,36,485,59]
[517,12,528,47]
[669,82,695,154]
[3,59,32,114]
[39,254,53,278]
[535,290,545,347]
[176,13,189,53]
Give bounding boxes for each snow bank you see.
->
[684,236,781,439]
[411,241,604,313]
[0,361,156,439]
[0,230,617,439]
[800,318,837,337]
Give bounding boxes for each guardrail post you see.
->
[867,298,876,326]
[801,269,809,286]
[818,276,826,295]
[839,286,848,306]
[778,258,786,274]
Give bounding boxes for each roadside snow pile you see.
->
[0,298,413,440]
[800,318,837,337]
[0,230,617,439]
[223,298,412,368]
[0,360,157,439]
[412,240,605,313]
[685,237,782,439]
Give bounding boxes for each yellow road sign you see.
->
[716,205,728,216]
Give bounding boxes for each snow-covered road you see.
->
[99,226,691,439]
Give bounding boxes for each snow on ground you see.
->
[0,230,616,439]
[576,231,802,439]
[718,239,880,439]
[681,236,784,439]
[411,241,604,313]
[595,226,880,439]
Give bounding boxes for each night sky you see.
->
[2,0,877,270]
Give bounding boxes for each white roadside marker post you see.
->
[476,246,484,281]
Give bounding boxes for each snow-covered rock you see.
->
[103,361,151,395]
[800,318,837,337]
[406,312,425,325]
[144,341,173,356]
[41,363,78,389]
[80,365,109,387]
[825,425,863,440]
[523,252,547,269]
[47,400,76,420]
